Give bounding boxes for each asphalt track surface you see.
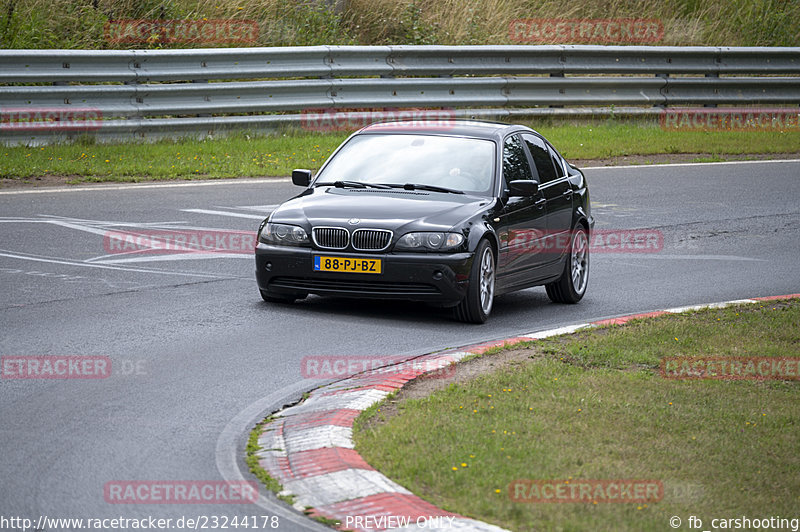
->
[1,160,798,531]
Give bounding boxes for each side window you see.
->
[503,135,534,183]
[522,134,557,183]
[547,145,566,179]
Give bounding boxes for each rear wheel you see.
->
[455,239,495,324]
[545,225,589,304]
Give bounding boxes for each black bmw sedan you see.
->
[255,120,593,323]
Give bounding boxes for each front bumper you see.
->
[255,244,475,305]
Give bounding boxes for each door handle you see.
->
[562,189,573,198]
[534,198,546,208]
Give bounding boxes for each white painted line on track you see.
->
[603,254,767,261]
[181,208,268,220]
[662,300,758,313]
[38,214,190,227]
[0,218,53,223]
[227,204,278,212]
[45,219,118,238]
[92,253,251,264]
[1,216,258,265]
[521,324,590,339]
[582,158,800,171]
[0,250,229,279]
[35,214,249,232]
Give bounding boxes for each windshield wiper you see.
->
[314,180,391,189]
[382,183,464,194]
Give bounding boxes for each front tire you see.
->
[455,239,495,324]
[545,225,589,304]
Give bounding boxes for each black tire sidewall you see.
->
[467,239,495,322]
[545,225,589,304]
[565,227,589,301]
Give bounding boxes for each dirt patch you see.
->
[0,174,84,189]
[363,329,604,430]
[361,345,545,431]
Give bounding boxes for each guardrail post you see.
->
[655,72,669,108]
[122,78,141,142]
[704,72,719,108]
[549,72,564,108]
[193,79,211,117]
[50,81,68,140]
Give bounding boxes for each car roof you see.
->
[358,119,535,140]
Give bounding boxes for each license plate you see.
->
[314,256,382,274]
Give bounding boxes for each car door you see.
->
[521,133,573,262]
[496,134,549,288]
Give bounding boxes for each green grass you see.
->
[537,122,800,161]
[3,121,799,183]
[537,302,800,369]
[354,300,800,532]
[0,131,347,182]
[245,419,284,496]
[3,0,799,49]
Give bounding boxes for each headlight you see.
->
[258,223,309,246]
[395,232,465,252]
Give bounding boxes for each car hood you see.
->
[272,186,492,232]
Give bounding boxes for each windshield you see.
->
[314,134,496,195]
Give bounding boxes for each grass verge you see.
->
[354,299,800,532]
[2,121,799,184]
[4,0,799,49]
[245,419,287,498]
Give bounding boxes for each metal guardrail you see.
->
[3,45,800,81]
[1,45,798,145]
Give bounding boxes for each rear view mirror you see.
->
[292,169,312,187]
[508,179,539,196]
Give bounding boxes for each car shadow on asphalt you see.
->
[250,288,559,326]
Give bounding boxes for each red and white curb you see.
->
[255,294,799,531]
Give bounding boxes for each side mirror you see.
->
[508,179,539,196]
[292,169,312,187]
